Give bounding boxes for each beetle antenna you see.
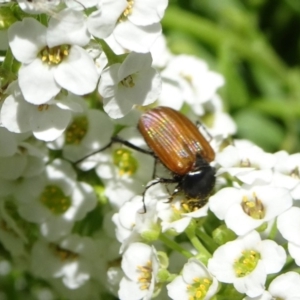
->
[75,140,113,165]
[111,136,154,156]
[75,135,155,165]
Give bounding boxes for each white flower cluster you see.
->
[0,1,298,300]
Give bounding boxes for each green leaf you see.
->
[219,43,249,109]
[234,109,285,151]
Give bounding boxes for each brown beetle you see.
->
[138,106,216,209]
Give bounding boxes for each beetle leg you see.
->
[141,177,180,213]
[151,158,161,179]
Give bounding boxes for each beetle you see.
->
[137,106,216,210]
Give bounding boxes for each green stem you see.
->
[38,13,48,27]
[186,228,211,263]
[267,219,278,241]
[290,267,300,274]
[0,200,28,244]
[95,38,126,65]
[2,47,14,71]
[196,228,218,253]
[159,233,193,259]
[282,254,295,272]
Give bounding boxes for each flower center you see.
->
[137,261,152,290]
[65,116,88,145]
[38,104,49,111]
[240,158,251,167]
[181,198,207,212]
[49,243,78,261]
[169,204,183,221]
[120,75,135,88]
[290,166,300,179]
[234,249,260,277]
[119,0,134,21]
[187,277,212,300]
[180,72,193,85]
[113,148,138,176]
[241,192,265,219]
[39,185,71,215]
[39,45,70,65]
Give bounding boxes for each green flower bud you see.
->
[212,224,236,245]
[0,7,18,30]
[140,224,161,242]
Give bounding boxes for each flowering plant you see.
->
[0,1,299,300]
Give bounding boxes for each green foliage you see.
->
[163,0,300,153]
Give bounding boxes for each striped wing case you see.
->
[138,106,215,175]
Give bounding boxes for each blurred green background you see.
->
[163,0,300,153]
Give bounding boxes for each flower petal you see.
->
[19,59,60,104]
[54,46,98,95]
[114,21,161,52]
[8,18,46,63]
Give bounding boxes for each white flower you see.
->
[277,207,300,246]
[30,234,99,289]
[0,128,46,180]
[93,238,123,298]
[117,179,210,235]
[1,82,82,141]
[17,0,61,14]
[202,95,237,138]
[15,159,97,241]
[8,12,98,104]
[244,272,300,300]
[167,258,219,300]
[277,207,300,265]
[159,55,224,113]
[107,266,124,297]
[267,272,300,299]
[243,291,273,300]
[112,196,146,244]
[106,267,124,297]
[87,0,127,39]
[216,142,276,185]
[208,231,286,297]
[87,0,168,52]
[65,0,98,10]
[104,177,147,210]
[48,96,114,163]
[209,185,292,236]
[112,195,160,250]
[50,278,101,300]
[157,190,209,234]
[150,34,172,69]
[94,127,154,208]
[98,52,161,118]
[119,242,159,300]
[273,151,300,200]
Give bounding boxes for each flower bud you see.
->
[212,224,236,245]
[0,7,17,30]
